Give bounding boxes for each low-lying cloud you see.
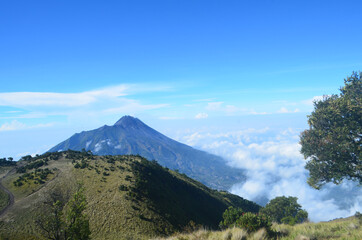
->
[178,127,361,222]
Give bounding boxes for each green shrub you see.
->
[281,216,297,226]
[13,181,23,187]
[235,212,271,233]
[219,206,244,229]
[107,158,115,164]
[13,168,53,187]
[125,175,132,181]
[119,185,128,191]
[220,207,271,233]
[355,211,362,224]
[260,196,308,224]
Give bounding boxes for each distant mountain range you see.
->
[48,116,245,190]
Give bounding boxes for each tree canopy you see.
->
[259,196,308,225]
[36,187,90,240]
[0,157,16,167]
[300,72,361,189]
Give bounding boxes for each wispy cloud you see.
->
[206,101,248,115]
[159,116,184,120]
[0,83,174,108]
[0,85,129,107]
[0,120,54,131]
[301,95,325,106]
[0,120,26,131]
[193,98,216,102]
[277,107,300,113]
[249,110,269,115]
[195,113,208,119]
[103,98,169,114]
[0,84,171,121]
[206,102,224,111]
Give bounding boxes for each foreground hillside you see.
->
[154,216,362,240]
[0,151,259,240]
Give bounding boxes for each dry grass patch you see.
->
[153,216,361,240]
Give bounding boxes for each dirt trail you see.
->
[0,168,15,217]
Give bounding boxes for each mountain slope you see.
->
[48,116,245,190]
[0,151,260,240]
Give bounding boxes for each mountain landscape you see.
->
[0,151,259,240]
[2,1,362,239]
[1,151,361,240]
[48,116,245,190]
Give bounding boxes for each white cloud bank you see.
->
[178,128,361,222]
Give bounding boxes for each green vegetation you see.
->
[16,159,47,173]
[235,212,271,233]
[355,212,362,225]
[0,151,259,240]
[219,207,245,229]
[66,187,91,240]
[36,187,90,240]
[219,196,308,236]
[13,168,54,186]
[128,157,260,232]
[219,207,271,235]
[260,196,308,225]
[154,216,362,240]
[0,188,9,212]
[300,71,362,189]
[0,157,16,167]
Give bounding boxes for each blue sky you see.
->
[1,0,361,147]
[0,1,361,221]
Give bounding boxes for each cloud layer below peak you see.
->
[177,127,361,222]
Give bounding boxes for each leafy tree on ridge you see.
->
[36,186,90,240]
[260,196,308,225]
[300,72,361,189]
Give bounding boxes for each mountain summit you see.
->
[48,116,245,189]
[113,115,148,128]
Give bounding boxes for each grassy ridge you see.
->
[0,188,8,212]
[129,158,259,230]
[0,166,13,212]
[0,151,260,240]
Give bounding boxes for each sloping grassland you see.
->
[0,151,259,240]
